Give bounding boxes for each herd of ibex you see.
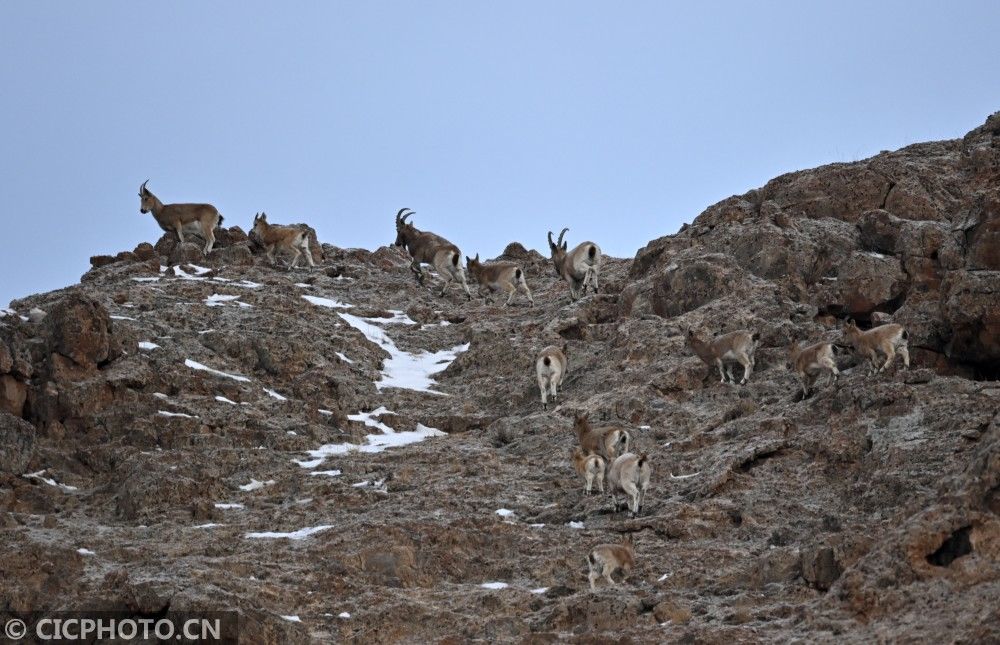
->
[138,181,912,592]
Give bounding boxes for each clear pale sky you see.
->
[2,2,998,307]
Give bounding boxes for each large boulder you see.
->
[940,270,1000,366]
[44,295,112,371]
[0,412,34,474]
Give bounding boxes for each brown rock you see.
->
[0,411,34,474]
[0,375,27,417]
[44,295,111,369]
[802,546,842,591]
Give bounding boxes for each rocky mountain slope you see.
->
[2,113,998,643]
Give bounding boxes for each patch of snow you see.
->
[480,582,509,590]
[530,587,548,594]
[567,521,584,529]
[335,352,354,364]
[658,573,671,582]
[172,266,206,281]
[318,409,334,416]
[198,329,215,335]
[214,503,245,510]
[215,396,237,405]
[338,612,351,619]
[639,425,651,430]
[239,479,275,492]
[110,315,137,321]
[380,310,417,325]
[187,264,213,275]
[233,280,261,289]
[530,523,545,528]
[281,615,301,623]
[131,276,160,283]
[287,431,297,436]
[211,276,232,283]
[23,470,78,492]
[866,251,887,259]
[153,393,169,400]
[347,406,395,433]
[77,548,96,556]
[294,283,311,288]
[309,470,342,477]
[495,509,515,518]
[303,295,353,309]
[295,423,445,468]
[245,525,333,540]
[158,410,198,419]
[138,341,160,350]
[204,294,242,307]
[339,312,468,394]
[670,472,700,480]
[263,388,288,401]
[193,523,222,529]
[159,265,168,273]
[185,359,251,382]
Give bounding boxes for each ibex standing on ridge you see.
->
[547,228,601,301]
[251,213,315,268]
[394,208,472,299]
[465,254,534,306]
[138,180,224,254]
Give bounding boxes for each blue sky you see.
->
[2,1,998,307]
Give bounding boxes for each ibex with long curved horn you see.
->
[138,180,224,254]
[547,228,601,300]
[394,208,472,299]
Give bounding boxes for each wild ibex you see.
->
[842,320,910,375]
[536,345,567,410]
[587,534,635,591]
[138,180,223,254]
[251,213,315,268]
[573,414,631,466]
[465,254,533,306]
[394,208,471,299]
[788,341,839,397]
[571,447,605,495]
[686,329,759,385]
[608,452,650,516]
[547,228,601,300]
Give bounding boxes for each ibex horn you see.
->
[557,227,569,247]
[140,179,149,193]
[547,230,555,248]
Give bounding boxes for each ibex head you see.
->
[547,228,569,274]
[465,253,482,274]
[138,179,154,214]
[252,212,268,235]
[394,208,415,247]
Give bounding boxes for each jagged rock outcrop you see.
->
[0,113,997,642]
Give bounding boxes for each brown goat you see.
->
[686,328,759,385]
[571,447,605,495]
[465,254,534,306]
[587,534,635,591]
[536,345,568,410]
[138,180,223,253]
[573,414,631,465]
[394,208,471,299]
[251,213,315,268]
[607,452,651,516]
[788,341,839,396]
[842,320,910,375]
[547,228,601,300]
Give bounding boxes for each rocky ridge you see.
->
[1,113,998,643]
